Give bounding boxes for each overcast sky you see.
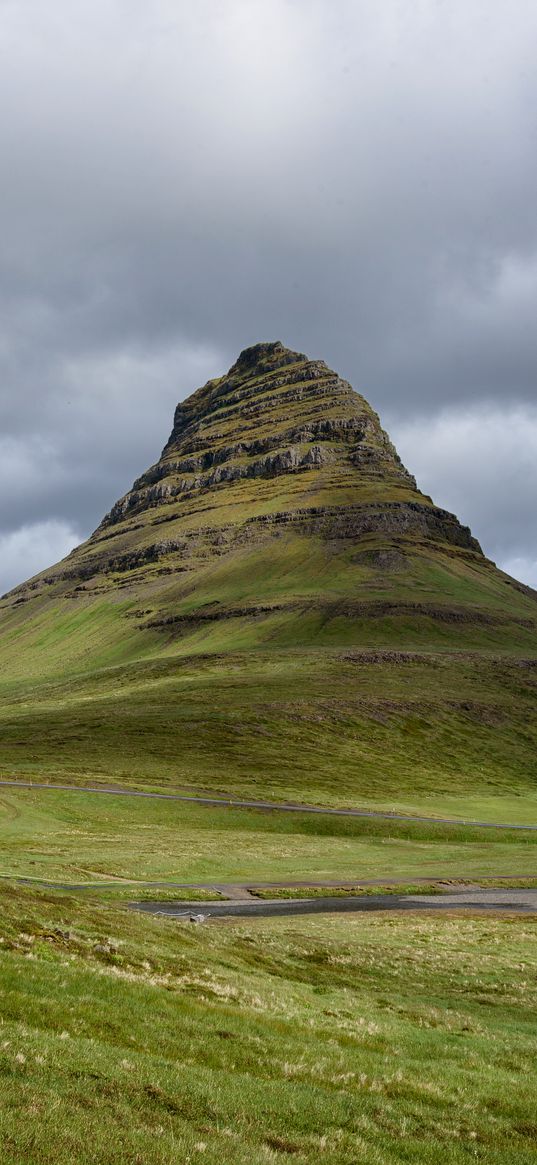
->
[1,0,536,594]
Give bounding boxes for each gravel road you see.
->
[131,887,537,919]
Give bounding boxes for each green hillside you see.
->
[1,341,537,819]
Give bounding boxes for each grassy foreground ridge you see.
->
[1,885,537,1164]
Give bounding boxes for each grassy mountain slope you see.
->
[1,341,536,817]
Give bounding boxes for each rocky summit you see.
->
[6,341,487,609]
[1,341,537,810]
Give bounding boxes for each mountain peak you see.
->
[109,340,422,530]
[2,349,537,822]
[230,340,307,376]
[5,343,489,616]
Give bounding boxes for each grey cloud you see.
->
[501,557,537,589]
[0,0,536,591]
[0,519,80,596]
[389,405,537,569]
[0,342,222,536]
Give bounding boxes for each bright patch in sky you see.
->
[0,520,80,596]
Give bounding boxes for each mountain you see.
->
[1,341,537,814]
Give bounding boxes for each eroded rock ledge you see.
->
[41,500,482,587]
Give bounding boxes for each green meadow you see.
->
[1,786,537,888]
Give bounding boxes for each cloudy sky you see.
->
[1,0,536,593]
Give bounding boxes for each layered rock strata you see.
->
[6,341,492,623]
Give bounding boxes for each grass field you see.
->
[0,884,536,1164]
[2,787,537,889]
